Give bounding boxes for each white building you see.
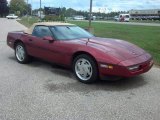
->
[129,9,160,20]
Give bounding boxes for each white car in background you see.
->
[114,16,119,21]
[73,16,84,20]
[6,14,18,19]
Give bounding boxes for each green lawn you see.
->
[130,19,160,23]
[18,17,160,65]
[70,21,160,65]
[18,17,39,28]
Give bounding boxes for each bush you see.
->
[43,15,65,21]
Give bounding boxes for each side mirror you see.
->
[43,36,55,42]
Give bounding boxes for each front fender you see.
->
[72,45,121,65]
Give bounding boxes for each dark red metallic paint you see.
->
[7,31,153,79]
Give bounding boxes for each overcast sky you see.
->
[8,0,160,12]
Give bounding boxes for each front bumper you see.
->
[99,53,153,79]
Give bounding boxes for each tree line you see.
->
[0,0,9,17]
[34,7,127,18]
[0,0,127,18]
[0,0,31,17]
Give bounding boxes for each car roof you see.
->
[24,22,75,34]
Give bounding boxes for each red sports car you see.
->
[7,22,153,83]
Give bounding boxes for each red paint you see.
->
[7,31,153,79]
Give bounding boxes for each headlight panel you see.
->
[128,65,139,71]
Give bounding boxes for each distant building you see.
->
[44,7,61,15]
[129,9,160,20]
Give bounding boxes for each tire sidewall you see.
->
[15,42,29,64]
[73,54,98,84]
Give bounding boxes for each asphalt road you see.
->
[0,18,160,120]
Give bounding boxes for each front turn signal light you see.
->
[100,64,113,69]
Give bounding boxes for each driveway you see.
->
[0,18,160,120]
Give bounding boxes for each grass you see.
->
[18,16,39,28]
[130,19,160,23]
[18,17,160,65]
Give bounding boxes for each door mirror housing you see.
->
[43,36,55,42]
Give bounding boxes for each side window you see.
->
[126,15,129,18]
[32,26,52,38]
[32,26,40,37]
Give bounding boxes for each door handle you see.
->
[29,39,33,41]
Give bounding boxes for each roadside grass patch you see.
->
[18,16,39,28]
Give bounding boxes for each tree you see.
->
[9,0,27,16]
[61,7,66,17]
[66,8,76,17]
[27,4,32,15]
[0,0,9,17]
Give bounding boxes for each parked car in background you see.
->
[119,14,130,22]
[114,16,119,21]
[73,16,84,20]
[7,22,153,84]
[6,14,18,19]
[85,16,96,20]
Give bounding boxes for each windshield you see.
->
[125,15,130,18]
[50,26,94,40]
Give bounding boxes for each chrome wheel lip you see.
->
[75,58,92,81]
[16,45,25,62]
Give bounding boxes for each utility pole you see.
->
[40,0,42,20]
[27,0,28,16]
[31,6,32,16]
[89,0,92,30]
[27,0,29,22]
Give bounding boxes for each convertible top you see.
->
[24,22,75,34]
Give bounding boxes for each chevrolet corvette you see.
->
[7,22,153,83]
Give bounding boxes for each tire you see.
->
[73,54,98,84]
[15,42,30,64]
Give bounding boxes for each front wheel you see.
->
[73,54,98,84]
[15,42,30,64]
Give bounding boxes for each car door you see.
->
[26,25,70,65]
[26,26,55,60]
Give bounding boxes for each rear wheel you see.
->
[15,42,30,64]
[73,54,98,84]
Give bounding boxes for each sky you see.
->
[7,0,160,13]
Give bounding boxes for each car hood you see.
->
[87,37,145,61]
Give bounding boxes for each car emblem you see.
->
[132,51,137,55]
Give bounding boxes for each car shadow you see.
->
[45,75,147,93]
[8,56,16,61]
[8,56,148,93]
